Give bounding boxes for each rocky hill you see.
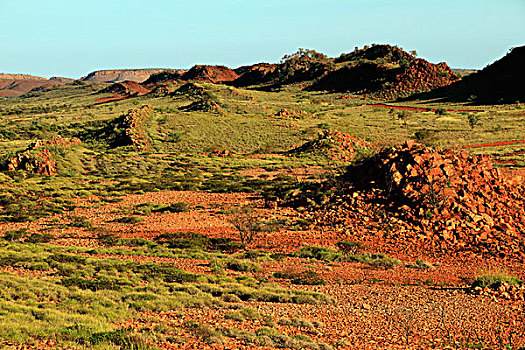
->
[408,45,525,104]
[81,69,170,83]
[232,63,277,87]
[0,74,72,97]
[0,73,47,81]
[182,65,239,83]
[310,50,457,99]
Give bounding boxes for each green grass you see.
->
[472,273,522,289]
[0,242,331,347]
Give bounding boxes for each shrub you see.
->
[229,207,265,245]
[413,129,438,146]
[97,233,120,246]
[293,246,342,261]
[117,216,143,224]
[405,258,433,270]
[435,108,447,115]
[3,228,30,242]
[25,233,54,244]
[273,270,325,286]
[118,238,157,248]
[225,259,262,273]
[88,328,148,349]
[335,241,363,255]
[68,215,93,228]
[472,273,522,289]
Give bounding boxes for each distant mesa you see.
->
[0,73,72,97]
[0,73,47,81]
[408,45,525,104]
[81,69,171,83]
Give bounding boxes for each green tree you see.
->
[467,114,481,130]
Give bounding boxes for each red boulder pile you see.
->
[471,282,525,301]
[290,130,378,162]
[7,136,82,176]
[122,105,153,151]
[314,141,525,259]
[376,59,457,100]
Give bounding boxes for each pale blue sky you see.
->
[1,0,524,78]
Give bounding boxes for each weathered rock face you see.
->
[232,63,277,87]
[182,65,239,83]
[120,105,153,151]
[81,69,170,83]
[312,141,525,259]
[7,136,82,176]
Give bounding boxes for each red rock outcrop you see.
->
[232,63,277,87]
[312,141,525,259]
[182,65,239,83]
[121,105,153,151]
[7,136,82,176]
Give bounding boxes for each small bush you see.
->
[3,228,30,242]
[472,273,522,289]
[335,241,363,255]
[118,238,157,248]
[405,258,433,270]
[88,328,148,349]
[117,216,144,224]
[273,270,325,286]
[225,259,262,273]
[97,233,120,246]
[294,246,342,261]
[25,233,54,244]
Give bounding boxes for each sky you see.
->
[1,0,524,78]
